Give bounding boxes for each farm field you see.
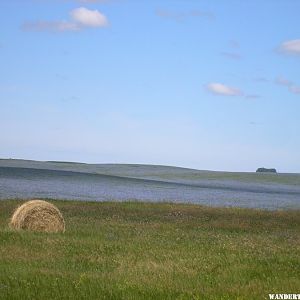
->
[1,159,300,210]
[1,159,300,186]
[0,200,299,299]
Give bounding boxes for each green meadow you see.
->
[0,200,299,299]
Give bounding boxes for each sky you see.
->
[0,0,300,172]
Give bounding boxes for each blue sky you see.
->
[0,0,299,172]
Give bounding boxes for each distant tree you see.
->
[256,167,277,173]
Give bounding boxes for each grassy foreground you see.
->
[0,200,299,299]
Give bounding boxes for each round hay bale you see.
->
[10,200,65,233]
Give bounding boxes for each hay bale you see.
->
[10,200,65,233]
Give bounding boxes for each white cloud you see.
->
[70,7,108,27]
[279,39,300,55]
[275,76,300,95]
[206,83,242,96]
[22,7,108,32]
[275,76,293,87]
[289,85,300,94]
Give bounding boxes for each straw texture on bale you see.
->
[10,200,65,233]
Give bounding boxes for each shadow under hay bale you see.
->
[10,200,65,233]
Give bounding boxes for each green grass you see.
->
[153,171,300,186]
[0,200,299,299]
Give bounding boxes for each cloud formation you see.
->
[279,39,300,55]
[206,83,242,96]
[71,7,108,27]
[22,7,108,32]
[275,76,293,87]
[275,76,300,95]
[289,85,300,94]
